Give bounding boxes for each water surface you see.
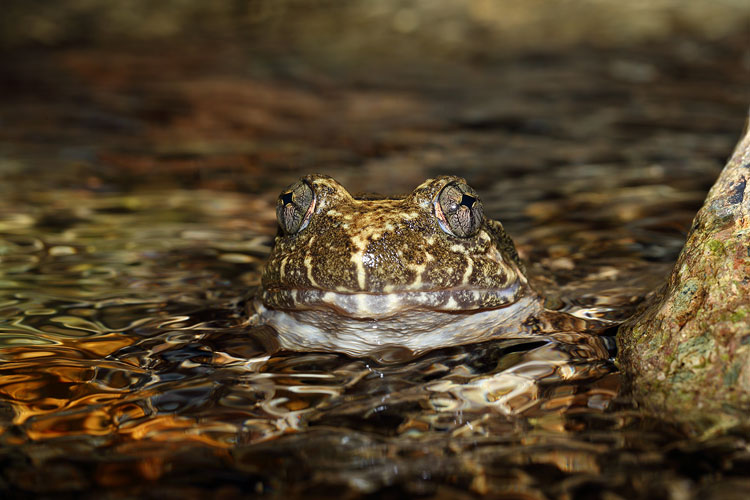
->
[0,31,748,499]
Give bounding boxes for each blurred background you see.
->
[1,2,750,498]
[1,0,748,197]
[2,0,749,51]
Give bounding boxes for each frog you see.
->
[251,174,543,361]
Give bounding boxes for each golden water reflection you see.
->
[0,181,733,497]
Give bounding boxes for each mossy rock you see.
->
[618,111,750,429]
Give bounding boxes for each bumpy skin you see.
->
[254,174,542,360]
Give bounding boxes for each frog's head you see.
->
[262,174,531,315]
[256,174,541,359]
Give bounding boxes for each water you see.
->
[0,31,749,499]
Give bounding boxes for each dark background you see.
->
[1,0,748,197]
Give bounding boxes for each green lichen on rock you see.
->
[707,239,725,256]
[618,112,750,428]
[731,308,749,323]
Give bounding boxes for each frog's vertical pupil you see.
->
[460,194,476,208]
[281,192,294,205]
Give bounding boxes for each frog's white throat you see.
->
[251,294,543,360]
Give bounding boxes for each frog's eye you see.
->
[434,181,483,238]
[276,180,315,234]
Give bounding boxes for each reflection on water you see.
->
[0,183,727,497]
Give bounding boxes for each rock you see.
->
[617,110,750,428]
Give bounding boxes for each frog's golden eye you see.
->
[434,181,483,238]
[276,180,315,234]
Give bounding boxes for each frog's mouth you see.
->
[252,285,544,360]
[260,278,534,319]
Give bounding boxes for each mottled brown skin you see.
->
[263,175,523,304]
[255,174,542,359]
